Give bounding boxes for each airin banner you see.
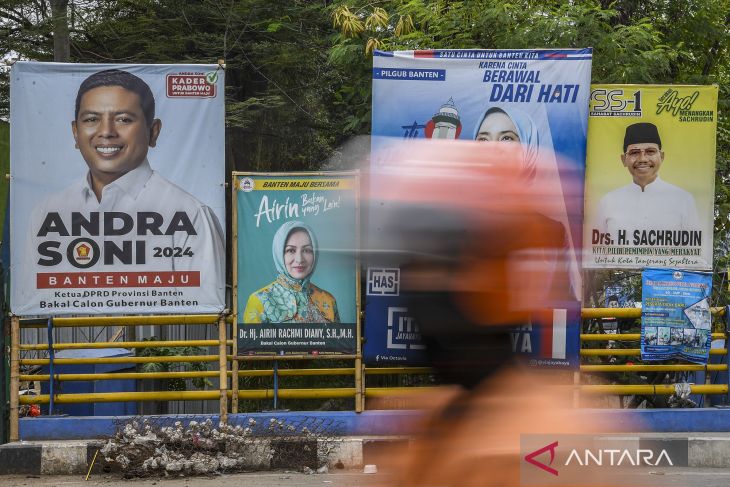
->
[234,173,359,355]
[10,63,225,315]
[583,85,718,270]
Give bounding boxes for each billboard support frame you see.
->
[1,316,7,445]
[231,171,240,413]
[217,314,228,423]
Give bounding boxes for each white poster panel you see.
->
[10,62,225,315]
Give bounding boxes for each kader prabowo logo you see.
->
[167,72,217,98]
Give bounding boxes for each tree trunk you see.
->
[50,0,70,62]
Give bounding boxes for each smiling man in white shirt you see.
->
[15,69,225,315]
[593,122,701,250]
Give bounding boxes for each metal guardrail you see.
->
[9,312,435,442]
[578,307,728,404]
[9,314,229,442]
[8,306,728,442]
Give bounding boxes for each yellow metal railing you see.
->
[10,311,434,442]
[17,314,229,327]
[580,384,728,395]
[578,307,728,401]
[20,340,229,350]
[10,314,230,442]
[9,306,727,442]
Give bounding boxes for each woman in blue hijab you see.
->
[474,104,576,300]
[243,220,340,323]
[474,105,539,182]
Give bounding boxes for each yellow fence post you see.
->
[9,316,20,442]
[231,319,239,414]
[355,308,364,412]
[360,360,367,411]
[218,315,228,424]
[231,171,240,415]
[355,355,363,412]
[705,364,712,407]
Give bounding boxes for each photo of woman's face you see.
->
[476,111,520,143]
[284,229,314,279]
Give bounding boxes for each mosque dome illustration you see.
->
[425,97,462,139]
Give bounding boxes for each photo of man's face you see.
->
[72,85,161,184]
[620,142,664,185]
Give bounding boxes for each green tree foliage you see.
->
[3,1,726,175]
[328,0,729,303]
[1,0,355,171]
[137,337,212,391]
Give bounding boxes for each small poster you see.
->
[641,267,712,363]
[234,172,359,355]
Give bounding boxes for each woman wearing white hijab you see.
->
[243,220,340,323]
[474,105,539,182]
[474,104,577,302]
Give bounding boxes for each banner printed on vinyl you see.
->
[235,173,358,355]
[368,49,593,368]
[583,85,718,270]
[364,267,428,365]
[641,268,712,363]
[10,62,225,316]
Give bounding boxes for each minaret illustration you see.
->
[426,97,462,139]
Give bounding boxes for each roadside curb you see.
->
[0,437,407,476]
[6,434,730,475]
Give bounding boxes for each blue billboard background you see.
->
[366,49,593,367]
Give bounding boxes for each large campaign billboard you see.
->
[10,62,225,315]
[234,172,359,355]
[583,85,718,270]
[367,49,593,368]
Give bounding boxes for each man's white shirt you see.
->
[13,160,225,315]
[594,177,701,238]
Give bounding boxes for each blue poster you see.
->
[641,268,712,363]
[364,268,428,365]
[366,49,593,368]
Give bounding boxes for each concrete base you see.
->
[19,410,422,441]
[6,434,730,474]
[0,436,399,475]
[8,409,730,474]
[8,433,730,474]
[0,440,95,475]
[18,408,730,441]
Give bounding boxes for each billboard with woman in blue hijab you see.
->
[367,49,592,368]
